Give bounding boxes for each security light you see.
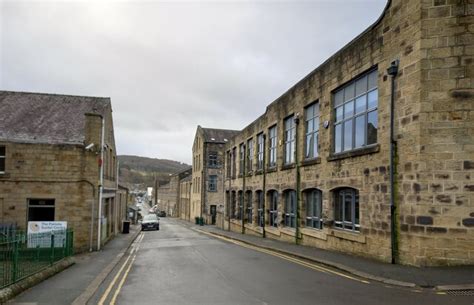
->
[85,143,95,150]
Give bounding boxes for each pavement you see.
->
[179,220,474,291]
[7,224,141,305]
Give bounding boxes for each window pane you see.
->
[335,193,343,222]
[306,192,313,217]
[313,132,319,157]
[367,110,378,145]
[0,158,4,171]
[307,118,314,133]
[306,134,313,158]
[368,89,378,109]
[355,95,366,114]
[344,83,355,101]
[306,104,314,120]
[336,106,343,122]
[0,146,5,156]
[334,90,344,107]
[368,70,378,90]
[355,75,367,96]
[335,124,342,153]
[314,117,319,131]
[343,120,353,151]
[355,115,365,148]
[355,193,360,225]
[344,192,353,223]
[344,100,354,118]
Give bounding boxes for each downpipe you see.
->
[387,59,399,264]
[97,117,105,251]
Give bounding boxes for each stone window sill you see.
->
[331,229,366,244]
[327,144,380,162]
[301,227,327,241]
[301,157,321,167]
[254,169,263,175]
[0,172,10,179]
[266,167,277,173]
[281,163,296,171]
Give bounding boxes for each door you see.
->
[210,205,216,225]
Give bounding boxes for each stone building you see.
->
[0,91,123,252]
[157,167,192,217]
[178,175,192,221]
[191,126,239,225]
[222,0,474,266]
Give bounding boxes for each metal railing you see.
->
[0,229,74,288]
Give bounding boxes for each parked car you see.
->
[141,214,160,231]
[158,210,166,217]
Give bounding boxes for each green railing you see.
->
[0,229,74,288]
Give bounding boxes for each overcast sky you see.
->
[1,0,387,164]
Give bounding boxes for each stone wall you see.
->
[0,105,121,252]
[223,0,474,266]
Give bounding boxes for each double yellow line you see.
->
[196,229,370,284]
[98,232,144,305]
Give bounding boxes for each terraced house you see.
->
[223,0,474,266]
[0,91,124,252]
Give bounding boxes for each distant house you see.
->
[0,91,125,252]
[191,126,239,225]
[157,167,192,217]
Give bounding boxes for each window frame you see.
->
[333,69,378,154]
[27,199,55,221]
[334,188,360,232]
[246,138,254,173]
[246,191,253,224]
[208,175,218,192]
[305,102,320,160]
[269,191,278,227]
[257,191,264,227]
[237,191,244,220]
[305,189,323,230]
[208,151,219,168]
[283,190,296,228]
[239,143,245,175]
[283,116,296,165]
[268,125,277,168]
[256,133,264,170]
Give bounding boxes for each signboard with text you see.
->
[27,221,67,248]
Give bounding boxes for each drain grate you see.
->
[445,289,474,296]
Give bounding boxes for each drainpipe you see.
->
[228,151,232,231]
[242,144,246,234]
[294,114,301,245]
[97,117,105,251]
[387,59,399,264]
[262,134,267,238]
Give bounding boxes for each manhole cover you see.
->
[445,289,474,296]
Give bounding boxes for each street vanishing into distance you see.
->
[86,219,473,305]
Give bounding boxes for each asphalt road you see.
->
[89,218,472,305]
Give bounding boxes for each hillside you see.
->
[118,155,190,189]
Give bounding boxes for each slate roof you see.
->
[201,127,239,144]
[0,91,110,145]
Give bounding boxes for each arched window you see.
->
[283,190,296,228]
[334,188,359,232]
[268,190,278,227]
[256,191,264,227]
[304,189,322,229]
[231,191,236,219]
[237,191,244,220]
[246,190,253,224]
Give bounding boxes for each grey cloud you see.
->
[1,0,387,163]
